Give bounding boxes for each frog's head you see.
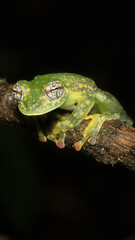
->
[12,79,67,116]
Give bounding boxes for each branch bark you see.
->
[0,79,135,169]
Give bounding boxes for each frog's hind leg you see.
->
[75,113,124,151]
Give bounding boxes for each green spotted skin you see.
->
[15,73,133,150]
[17,73,97,115]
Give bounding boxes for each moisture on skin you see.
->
[12,73,133,151]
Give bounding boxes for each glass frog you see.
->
[12,73,133,151]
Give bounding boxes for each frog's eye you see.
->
[45,81,64,100]
[12,83,23,101]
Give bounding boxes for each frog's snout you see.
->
[12,83,23,101]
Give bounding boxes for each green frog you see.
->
[12,73,133,150]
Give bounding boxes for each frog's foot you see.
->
[47,131,65,149]
[74,133,96,151]
[74,114,100,150]
[56,132,65,149]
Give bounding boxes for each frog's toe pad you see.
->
[56,140,65,149]
[75,142,82,151]
[88,138,96,145]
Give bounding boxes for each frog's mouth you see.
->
[12,83,23,101]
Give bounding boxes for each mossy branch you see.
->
[0,79,135,169]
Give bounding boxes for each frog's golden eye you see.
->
[12,83,23,101]
[45,81,64,100]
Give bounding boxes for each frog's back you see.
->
[35,73,97,92]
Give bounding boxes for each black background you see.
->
[0,1,135,240]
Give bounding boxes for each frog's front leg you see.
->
[47,96,95,149]
[34,117,47,142]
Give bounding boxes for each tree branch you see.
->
[0,79,135,169]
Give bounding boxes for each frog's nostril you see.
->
[12,83,23,101]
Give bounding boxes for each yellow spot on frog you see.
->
[20,102,26,110]
[43,103,47,106]
[79,84,83,88]
[66,83,70,86]
[39,96,46,100]
[80,112,84,116]
[86,100,90,104]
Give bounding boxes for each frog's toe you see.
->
[36,125,47,142]
[74,142,82,151]
[38,135,47,142]
[88,137,96,145]
[56,140,65,149]
[75,133,97,150]
[56,132,65,149]
[47,134,57,142]
[75,137,88,151]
